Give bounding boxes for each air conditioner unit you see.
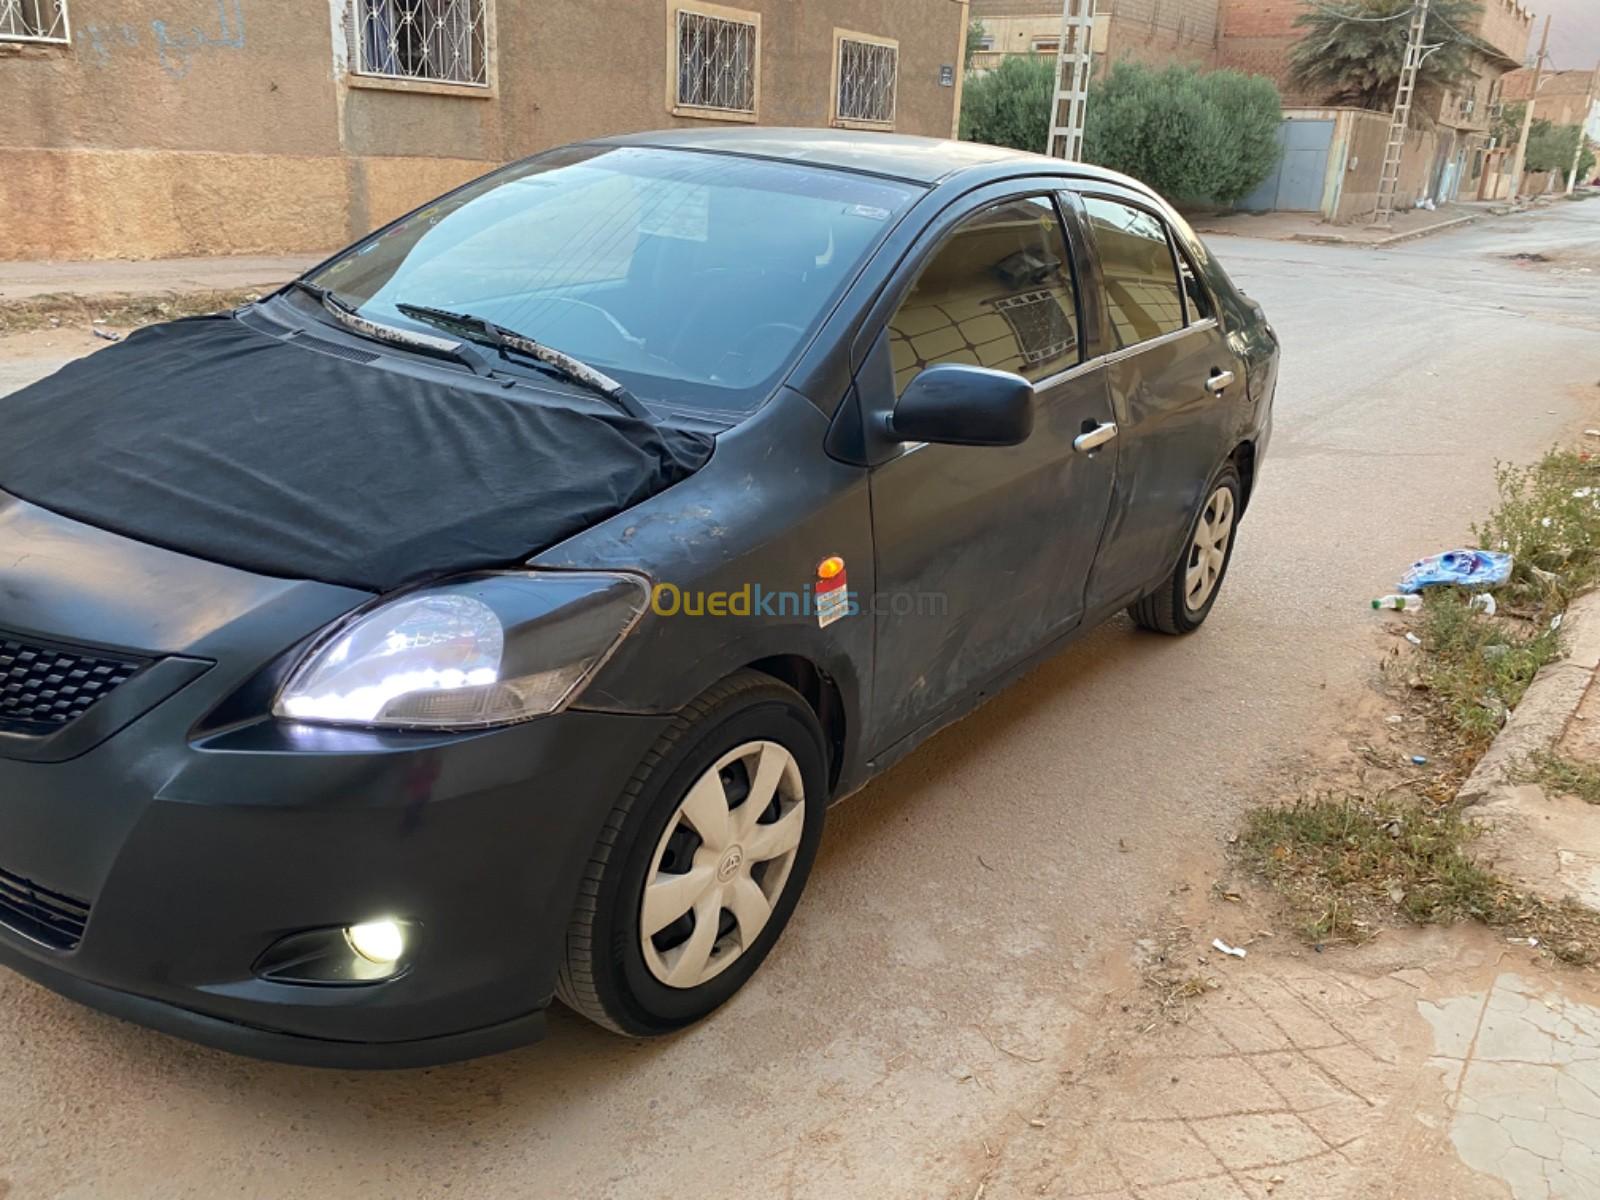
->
[1461,98,1477,116]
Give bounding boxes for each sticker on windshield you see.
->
[845,204,891,221]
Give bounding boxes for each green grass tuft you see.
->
[1526,752,1600,805]
[1239,794,1600,962]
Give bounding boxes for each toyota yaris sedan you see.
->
[0,129,1276,1066]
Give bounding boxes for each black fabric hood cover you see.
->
[0,315,714,592]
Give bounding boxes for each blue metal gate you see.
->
[1240,118,1336,213]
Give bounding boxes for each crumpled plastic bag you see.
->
[1398,549,1513,594]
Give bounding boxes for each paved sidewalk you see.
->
[0,253,324,304]
[974,926,1600,1200]
[1193,199,1548,248]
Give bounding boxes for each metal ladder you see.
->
[1047,0,1096,161]
[1373,0,1431,226]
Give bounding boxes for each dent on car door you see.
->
[1075,194,1241,616]
[863,193,1116,755]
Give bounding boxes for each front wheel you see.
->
[1128,463,1242,636]
[555,671,827,1036]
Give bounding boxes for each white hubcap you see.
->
[1185,485,1235,612]
[640,741,805,989]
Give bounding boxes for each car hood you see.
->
[0,314,714,593]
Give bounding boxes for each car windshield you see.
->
[306,145,921,416]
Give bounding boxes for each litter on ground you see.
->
[1211,938,1247,959]
[1399,549,1513,593]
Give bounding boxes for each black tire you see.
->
[1129,461,1243,636]
[555,670,828,1036]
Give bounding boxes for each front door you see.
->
[863,193,1117,753]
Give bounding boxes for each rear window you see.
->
[310,146,921,415]
[1082,197,1185,350]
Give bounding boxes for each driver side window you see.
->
[887,197,1081,397]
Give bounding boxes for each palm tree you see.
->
[1289,0,1485,111]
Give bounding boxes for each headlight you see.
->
[274,571,648,729]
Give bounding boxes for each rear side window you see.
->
[1082,197,1185,350]
[1176,248,1213,322]
[888,196,1081,395]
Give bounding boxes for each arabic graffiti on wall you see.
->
[76,0,246,77]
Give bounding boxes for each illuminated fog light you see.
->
[345,919,407,965]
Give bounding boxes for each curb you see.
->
[1372,214,1481,248]
[1459,590,1600,805]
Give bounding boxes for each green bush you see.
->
[1081,63,1283,206]
[1525,121,1594,179]
[959,54,1055,154]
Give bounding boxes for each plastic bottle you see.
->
[1372,594,1423,612]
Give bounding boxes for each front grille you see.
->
[0,634,149,735]
[0,867,90,950]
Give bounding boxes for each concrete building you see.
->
[1,0,968,261]
[1500,65,1600,143]
[968,0,1220,75]
[1219,0,1534,217]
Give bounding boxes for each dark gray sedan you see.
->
[0,128,1276,1066]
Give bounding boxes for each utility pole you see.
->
[1047,0,1095,160]
[1373,0,1431,228]
[1565,61,1598,196]
[1509,14,1552,202]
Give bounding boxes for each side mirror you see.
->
[886,363,1034,448]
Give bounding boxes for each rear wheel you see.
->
[1129,462,1242,636]
[556,670,827,1036]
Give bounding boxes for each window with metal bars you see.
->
[674,6,758,116]
[835,34,898,127]
[353,0,488,87]
[0,0,69,43]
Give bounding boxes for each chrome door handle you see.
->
[1206,371,1237,395]
[1074,422,1118,453]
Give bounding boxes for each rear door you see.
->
[1067,187,1242,614]
[862,187,1117,752]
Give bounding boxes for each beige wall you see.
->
[1328,108,1439,223]
[1474,0,1533,67]
[969,0,1219,74]
[1,0,965,261]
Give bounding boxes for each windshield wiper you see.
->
[285,280,494,376]
[395,302,649,420]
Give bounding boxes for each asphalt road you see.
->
[2,201,1599,1200]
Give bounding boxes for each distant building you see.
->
[965,0,1534,217]
[2,0,967,261]
[968,0,1220,76]
[1501,66,1600,144]
[1213,0,1533,216]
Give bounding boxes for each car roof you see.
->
[583,127,1143,190]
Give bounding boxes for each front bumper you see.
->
[0,706,672,1068]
